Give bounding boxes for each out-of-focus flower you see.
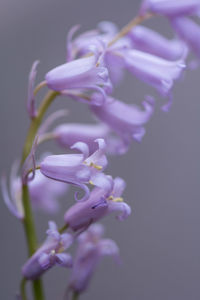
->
[128,25,187,60]
[27,60,39,118]
[16,171,68,214]
[64,176,131,231]
[170,17,200,59]
[22,221,73,280]
[66,21,129,60]
[140,0,200,17]
[1,159,68,216]
[66,21,130,85]
[121,49,185,97]
[40,139,109,201]
[53,123,110,154]
[45,55,112,100]
[68,223,119,294]
[90,95,154,153]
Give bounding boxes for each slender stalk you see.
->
[34,81,47,96]
[108,12,153,47]
[20,278,27,300]
[18,11,155,300]
[21,90,59,164]
[21,90,59,300]
[22,184,38,256]
[59,223,69,234]
[32,279,44,300]
[22,184,45,300]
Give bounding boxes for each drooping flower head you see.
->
[128,25,187,60]
[66,21,130,85]
[90,95,154,153]
[22,221,73,280]
[53,123,110,154]
[45,55,112,101]
[64,176,131,231]
[121,49,185,97]
[40,139,109,201]
[68,223,119,294]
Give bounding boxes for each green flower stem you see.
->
[32,279,45,300]
[20,278,27,300]
[22,184,45,300]
[21,90,59,164]
[59,223,69,234]
[21,90,59,300]
[72,291,79,300]
[22,184,38,256]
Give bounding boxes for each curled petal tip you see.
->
[71,142,89,160]
[94,138,106,150]
[74,183,90,202]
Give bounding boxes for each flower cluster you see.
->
[2,1,200,299]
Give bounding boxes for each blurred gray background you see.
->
[1,0,200,299]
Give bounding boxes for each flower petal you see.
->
[108,201,131,221]
[55,253,73,267]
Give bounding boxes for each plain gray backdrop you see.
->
[1,1,200,300]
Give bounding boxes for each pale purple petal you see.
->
[45,56,111,95]
[53,123,110,154]
[38,253,50,269]
[123,49,185,96]
[71,142,89,160]
[141,0,200,17]
[85,138,107,171]
[55,253,73,267]
[68,223,119,293]
[46,221,60,240]
[112,177,126,197]
[91,95,154,151]
[64,188,109,231]
[66,24,80,61]
[129,25,188,60]
[107,201,132,221]
[98,238,120,261]
[170,17,200,59]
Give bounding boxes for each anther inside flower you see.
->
[40,139,110,201]
[64,176,131,231]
